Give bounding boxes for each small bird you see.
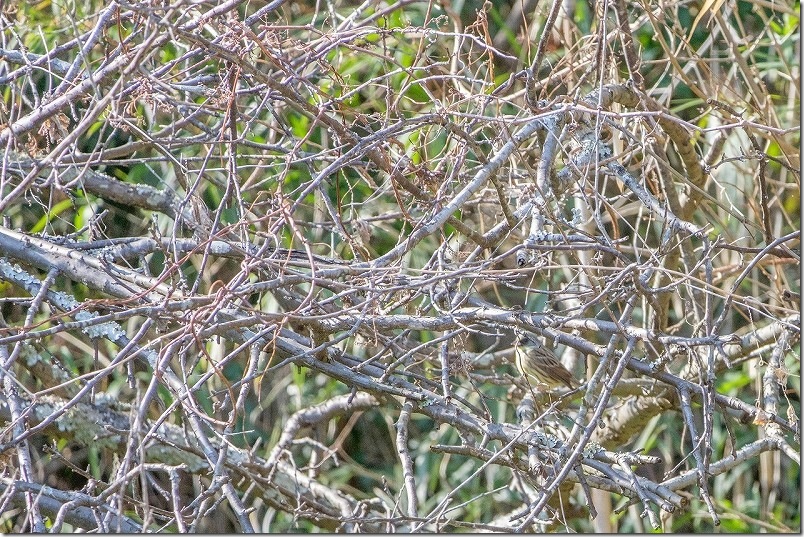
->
[515,332,579,390]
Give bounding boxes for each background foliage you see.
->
[0,0,799,532]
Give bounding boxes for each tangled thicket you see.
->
[0,0,799,532]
